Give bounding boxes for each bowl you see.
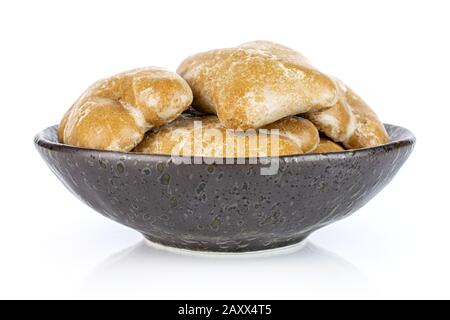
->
[35,124,415,253]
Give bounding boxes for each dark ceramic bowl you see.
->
[35,125,415,253]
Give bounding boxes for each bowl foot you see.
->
[142,235,309,257]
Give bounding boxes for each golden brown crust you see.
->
[343,87,389,149]
[305,79,389,149]
[133,115,319,157]
[62,97,144,151]
[263,116,320,155]
[58,67,193,151]
[177,41,337,130]
[311,137,345,153]
[305,99,355,142]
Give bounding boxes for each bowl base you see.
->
[142,235,308,257]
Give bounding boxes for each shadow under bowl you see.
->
[35,124,415,253]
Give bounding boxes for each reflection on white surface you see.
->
[84,240,370,299]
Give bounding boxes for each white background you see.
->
[0,0,449,299]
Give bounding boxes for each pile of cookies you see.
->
[59,41,389,157]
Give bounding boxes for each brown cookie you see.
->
[59,67,193,151]
[177,41,337,130]
[306,79,389,149]
[133,115,319,157]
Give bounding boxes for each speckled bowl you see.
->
[35,124,414,253]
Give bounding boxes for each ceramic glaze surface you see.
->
[35,125,415,252]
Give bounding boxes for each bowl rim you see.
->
[34,124,415,162]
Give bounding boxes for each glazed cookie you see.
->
[305,79,389,149]
[133,115,319,157]
[311,137,345,154]
[58,67,193,151]
[177,41,338,130]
